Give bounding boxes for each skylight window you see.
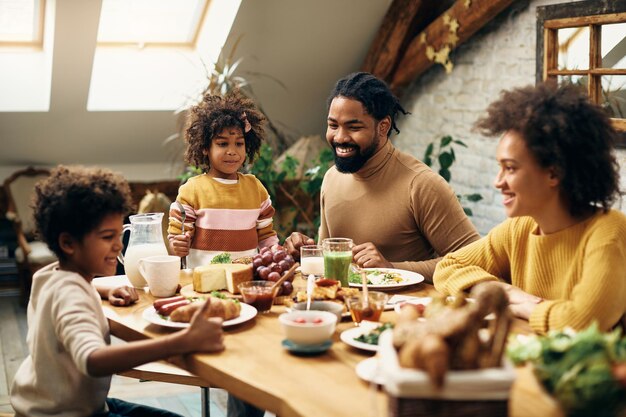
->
[97,0,208,46]
[88,0,241,111]
[0,0,44,45]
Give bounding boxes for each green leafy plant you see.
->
[200,35,291,152]
[248,144,333,240]
[424,135,483,216]
[507,324,626,417]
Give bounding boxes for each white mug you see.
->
[137,255,180,297]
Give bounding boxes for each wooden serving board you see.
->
[180,284,242,300]
[180,284,292,305]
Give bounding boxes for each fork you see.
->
[175,201,187,269]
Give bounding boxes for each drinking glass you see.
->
[322,237,353,287]
[345,291,389,326]
[300,245,324,279]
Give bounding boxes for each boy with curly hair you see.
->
[168,90,279,267]
[11,165,224,417]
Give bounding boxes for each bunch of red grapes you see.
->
[252,245,296,296]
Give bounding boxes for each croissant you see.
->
[170,297,241,323]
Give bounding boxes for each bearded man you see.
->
[285,72,479,281]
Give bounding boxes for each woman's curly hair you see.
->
[184,90,266,171]
[33,165,134,260]
[475,81,621,217]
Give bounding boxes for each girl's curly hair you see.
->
[33,165,134,260]
[184,90,266,171]
[475,81,621,217]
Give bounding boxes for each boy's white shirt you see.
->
[11,262,111,417]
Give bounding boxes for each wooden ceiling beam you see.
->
[390,0,515,94]
[362,0,454,81]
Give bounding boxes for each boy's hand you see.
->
[184,298,225,352]
[284,232,315,260]
[169,232,191,257]
[108,286,138,306]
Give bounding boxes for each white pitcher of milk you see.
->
[118,213,169,288]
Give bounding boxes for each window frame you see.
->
[0,0,46,48]
[537,1,626,146]
[95,0,210,48]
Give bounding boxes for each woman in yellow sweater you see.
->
[433,82,626,334]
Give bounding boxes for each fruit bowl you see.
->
[278,310,337,346]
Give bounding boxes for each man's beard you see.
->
[332,138,379,173]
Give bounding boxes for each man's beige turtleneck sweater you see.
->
[319,139,479,281]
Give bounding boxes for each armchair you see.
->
[3,167,57,304]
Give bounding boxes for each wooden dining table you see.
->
[98,274,531,417]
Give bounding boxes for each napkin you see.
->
[386,294,431,307]
[92,275,132,290]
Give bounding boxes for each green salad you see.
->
[354,322,394,345]
[348,269,401,285]
[507,323,626,417]
[211,252,232,264]
[210,291,239,304]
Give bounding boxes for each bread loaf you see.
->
[223,263,252,294]
[192,263,252,294]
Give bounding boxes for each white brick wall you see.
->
[393,0,625,236]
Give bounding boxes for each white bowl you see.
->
[278,310,337,346]
[291,300,344,322]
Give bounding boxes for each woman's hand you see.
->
[169,232,191,257]
[284,232,315,260]
[352,242,393,268]
[183,299,225,352]
[108,286,138,306]
[488,281,543,320]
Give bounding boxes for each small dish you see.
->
[340,324,384,352]
[281,339,332,354]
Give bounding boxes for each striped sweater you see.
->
[433,210,626,334]
[168,173,278,266]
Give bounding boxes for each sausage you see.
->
[153,296,185,311]
[157,299,190,316]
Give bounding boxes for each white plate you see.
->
[394,297,495,320]
[340,325,383,352]
[348,268,424,290]
[142,303,257,329]
[356,357,385,385]
[393,297,433,315]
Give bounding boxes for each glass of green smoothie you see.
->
[322,238,353,287]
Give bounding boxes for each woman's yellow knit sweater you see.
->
[434,210,626,334]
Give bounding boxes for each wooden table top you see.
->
[100,275,531,417]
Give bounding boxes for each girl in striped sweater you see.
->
[168,91,279,267]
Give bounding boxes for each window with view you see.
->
[537,1,626,143]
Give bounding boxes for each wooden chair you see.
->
[118,361,213,417]
[3,167,57,304]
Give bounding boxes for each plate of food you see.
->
[142,295,257,328]
[348,268,424,290]
[340,322,394,352]
[355,357,385,385]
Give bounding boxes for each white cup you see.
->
[138,255,180,297]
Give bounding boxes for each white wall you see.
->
[393,0,625,236]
